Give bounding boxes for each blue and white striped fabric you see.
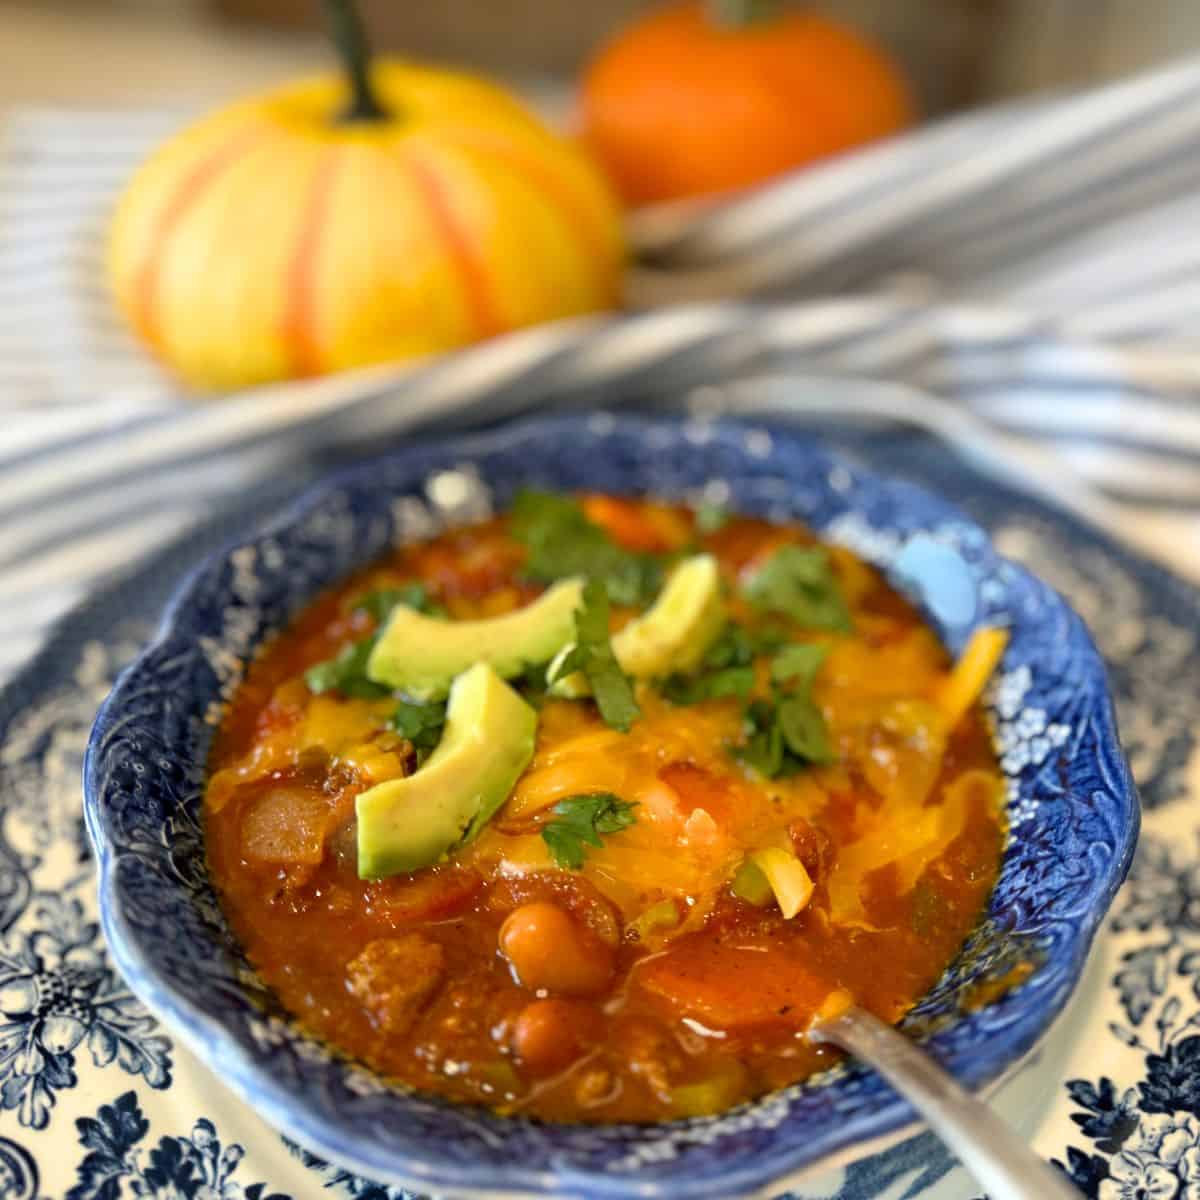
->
[3,55,1200,684]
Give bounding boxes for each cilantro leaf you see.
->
[743,546,851,632]
[388,699,447,766]
[737,699,785,776]
[776,694,833,764]
[555,580,640,731]
[735,641,833,777]
[304,637,390,699]
[703,624,755,669]
[510,490,662,607]
[660,666,755,705]
[770,643,829,689]
[353,583,445,622]
[540,793,639,870]
[707,624,787,668]
[659,623,785,707]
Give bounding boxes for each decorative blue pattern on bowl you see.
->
[83,414,1139,1200]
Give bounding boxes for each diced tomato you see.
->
[364,867,483,925]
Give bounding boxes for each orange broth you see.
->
[205,498,1005,1123]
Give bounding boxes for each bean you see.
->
[510,998,601,1075]
[499,902,614,995]
[487,873,621,947]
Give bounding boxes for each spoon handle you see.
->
[809,1007,1080,1200]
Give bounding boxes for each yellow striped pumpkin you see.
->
[108,62,625,391]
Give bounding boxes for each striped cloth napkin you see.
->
[3,54,1200,684]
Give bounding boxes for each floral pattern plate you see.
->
[0,413,1194,1200]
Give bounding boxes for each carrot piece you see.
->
[937,627,1009,730]
[582,495,667,552]
[638,936,831,1030]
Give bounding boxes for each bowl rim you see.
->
[84,412,1140,1199]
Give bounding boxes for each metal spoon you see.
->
[809,1006,1081,1199]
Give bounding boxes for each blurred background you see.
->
[6,0,1200,115]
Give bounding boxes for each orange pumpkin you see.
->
[580,0,914,207]
[109,7,624,391]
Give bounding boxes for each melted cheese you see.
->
[471,629,1003,932]
[470,690,829,918]
[210,589,1005,940]
[207,692,403,812]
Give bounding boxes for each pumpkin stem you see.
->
[706,0,782,27]
[321,0,388,123]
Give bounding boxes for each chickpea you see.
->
[499,902,614,995]
[511,998,601,1075]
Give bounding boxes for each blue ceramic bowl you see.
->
[84,414,1138,1199]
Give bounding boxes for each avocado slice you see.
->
[355,662,536,879]
[366,578,583,701]
[549,555,725,697]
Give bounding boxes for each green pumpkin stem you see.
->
[321,0,388,123]
[706,0,782,27]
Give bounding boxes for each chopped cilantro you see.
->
[708,623,787,667]
[695,503,730,534]
[769,643,832,763]
[353,583,445,622]
[303,638,390,699]
[659,623,783,707]
[770,643,829,689]
[743,546,851,632]
[660,666,755,705]
[775,693,832,764]
[553,581,641,731]
[737,699,786,776]
[541,793,639,870]
[735,641,833,777]
[510,490,662,607]
[388,699,447,766]
[704,625,755,669]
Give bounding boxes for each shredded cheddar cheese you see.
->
[938,627,1009,731]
